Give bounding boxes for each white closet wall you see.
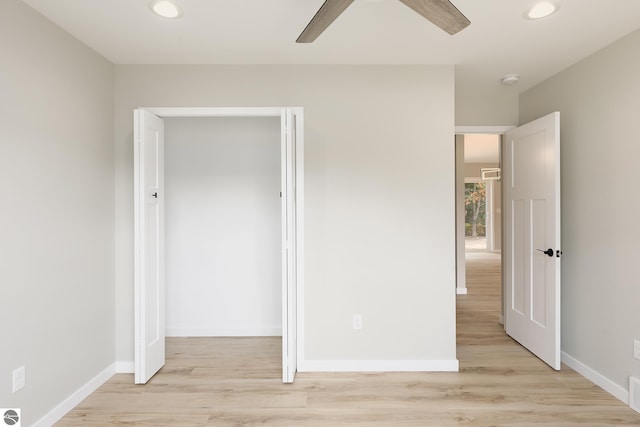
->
[164,117,282,336]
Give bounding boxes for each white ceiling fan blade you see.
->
[397,0,470,35]
[296,0,356,43]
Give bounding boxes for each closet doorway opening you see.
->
[134,107,304,385]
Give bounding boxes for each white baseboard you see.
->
[561,351,629,404]
[299,359,459,372]
[456,288,468,295]
[630,377,640,413]
[116,361,135,374]
[32,363,115,427]
[166,327,282,337]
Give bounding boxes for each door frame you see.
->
[135,106,305,382]
[455,126,513,322]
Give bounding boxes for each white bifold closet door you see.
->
[281,109,297,383]
[134,108,299,384]
[133,109,166,384]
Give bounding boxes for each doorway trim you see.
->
[135,106,305,382]
[455,126,515,135]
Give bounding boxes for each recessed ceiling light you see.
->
[527,2,558,19]
[501,74,520,86]
[150,0,183,19]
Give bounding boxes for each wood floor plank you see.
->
[55,252,640,426]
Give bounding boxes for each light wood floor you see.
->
[57,252,640,426]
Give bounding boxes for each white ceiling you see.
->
[19,0,640,95]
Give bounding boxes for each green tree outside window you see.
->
[465,182,486,237]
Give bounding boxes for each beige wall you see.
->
[520,29,640,394]
[0,1,115,425]
[114,65,457,366]
[455,136,466,291]
[490,179,502,253]
[455,89,519,126]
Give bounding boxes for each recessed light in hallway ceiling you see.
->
[501,74,520,86]
[149,0,183,19]
[527,2,559,19]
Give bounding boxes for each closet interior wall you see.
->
[164,116,282,337]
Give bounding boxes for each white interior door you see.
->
[281,109,297,383]
[134,109,166,384]
[504,112,561,370]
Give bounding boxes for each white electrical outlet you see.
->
[12,365,25,393]
[634,340,640,361]
[353,314,362,330]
